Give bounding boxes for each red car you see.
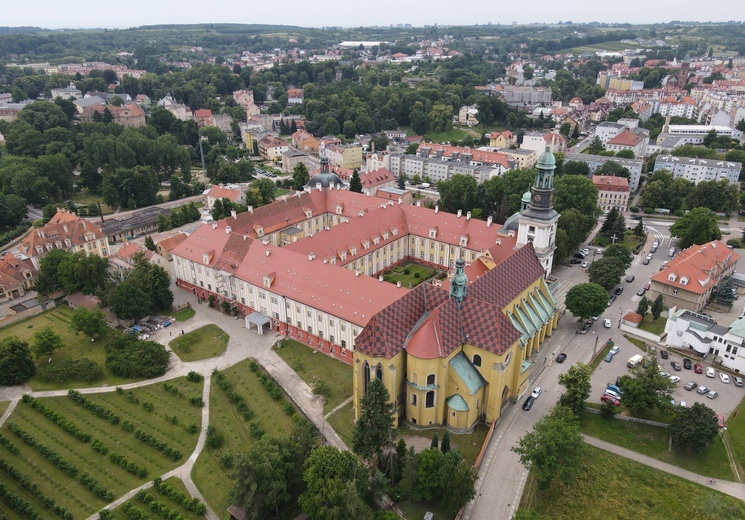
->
[718,415,725,428]
[694,364,703,374]
[601,394,621,406]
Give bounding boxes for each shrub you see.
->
[79,472,115,501]
[121,421,135,432]
[134,429,182,461]
[186,371,203,382]
[283,402,295,416]
[0,459,73,519]
[727,238,743,249]
[250,422,265,439]
[7,422,78,476]
[98,510,115,520]
[68,390,121,425]
[135,490,188,520]
[115,387,124,395]
[0,432,20,454]
[414,272,420,278]
[162,383,182,396]
[404,268,411,274]
[142,401,154,412]
[674,209,685,217]
[313,380,331,400]
[248,359,259,372]
[206,426,224,450]
[629,206,639,213]
[122,503,150,520]
[189,396,204,407]
[186,424,198,434]
[0,482,41,519]
[92,439,109,455]
[105,335,170,378]
[152,478,206,514]
[21,394,91,443]
[37,358,103,383]
[220,452,235,468]
[109,453,148,478]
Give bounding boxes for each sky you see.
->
[1,0,741,29]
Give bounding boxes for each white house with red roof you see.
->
[592,175,630,212]
[287,88,304,105]
[206,185,247,210]
[358,168,397,195]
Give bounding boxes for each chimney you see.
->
[212,222,218,230]
[457,210,462,218]
[265,250,270,257]
[378,275,383,282]
[355,270,360,277]
[308,252,315,261]
[243,235,248,240]
[63,225,68,233]
[225,226,231,234]
[247,206,254,213]
[231,210,237,218]
[416,200,421,207]
[496,239,501,245]
[397,281,401,288]
[466,211,471,221]
[435,205,439,213]
[487,216,493,227]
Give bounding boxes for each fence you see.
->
[585,406,670,428]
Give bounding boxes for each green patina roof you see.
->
[729,316,745,338]
[516,305,539,335]
[529,293,550,322]
[508,312,529,344]
[537,147,556,170]
[445,393,470,412]
[522,191,532,203]
[537,289,557,314]
[449,352,487,395]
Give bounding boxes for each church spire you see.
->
[449,258,468,307]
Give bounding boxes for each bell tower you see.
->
[517,145,560,277]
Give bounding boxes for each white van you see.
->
[627,354,644,368]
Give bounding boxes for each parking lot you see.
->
[590,340,744,418]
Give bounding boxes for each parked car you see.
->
[660,371,670,378]
[680,401,687,408]
[601,394,621,406]
[604,388,622,400]
[718,415,725,428]
[522,396,535,411]
[660,350,669,359]
[694,363,703,374]
[608,295,617,306]
[637,288,646,296]
[581,261,590,268]
[596,248,604,254]
[610,346,620,355]
[642,257,651,265]
[604,352,614,362]
[706,367,715,378]
[603,319,612,328]
[574,253,586,259]
[607,384,623,395]
[683,358,692,370]
[556,353,567,363]
[669,248,676,257]
[660,261,669,270]
[707,390,719,399]
[671,361,681,371]
[570,259,582,264]
[696,385,710,395]
[734,376,743,387]
[669,375,681,384]
[614,286,623,295]
[531,387,542,399]
[720,373,730,384]
[577,324,589,334]
[684,381,698,391]
[626,275,635,282]
[643,282,651,290]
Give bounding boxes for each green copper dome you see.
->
[522,191,532,203]
[536,146,556,171]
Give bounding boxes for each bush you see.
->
[600,400,617,419]
[135,490,188,520]
[186,424,198,435]
[152,478,206,514]
[21,394,91,443]
[121,421,135,432]
[206,426,225,450]
[0,481,41,519]
[0,458,74,519]
[79,472,115,501]
[134,429,182,461]
[0,432,20,454]
[105,335,170,379]
[109,453,148,478]
[727,238,743,249]
[92,439,109,455]
[629,206,639,213]
[186,371,203,382]
[248,359,260,372]
[7,422,78,476]
[283,402,295,416]
[162,383,182,396]
[220,452,235,468]
[37,358,103,383]
[404,268,411,274]
[189,396,204,407]
[67,390,121,425]
[98,510,115,520]
[674,209,685,217]
[312,380,331,400]
[250,421,265,439]
[142,401,154,412]
[414,272,420,278]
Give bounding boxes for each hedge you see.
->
[79,472,115,501]
[68,389,121,425]
[0,432,20,454]
[152,478,206,514]
[109,453,148,478]
[214,372,253,421]
[37,358,103,383]
[122,503,150,520]
[134,429,182,461]
[135,489,187,520]
[105,335,170,378]
[0,459,73,519]
[22,394,91,443]
[0,481,41,519]
[7,422,79,476]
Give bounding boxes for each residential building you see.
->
[647,240,739,312]
[325,143,363,170]
[50,82,82,100]
[258,135,290,162]
[458,105,479,126]
[497,148,538,169]
[291,130,319,152]
[592,175,630,212]
[653,155,741,185]
[605,127,648,158]
[489,131,514,148]
[18,209,110,270]
[206,185,248,210]
[194,109,214,127]
[358,168,397,195]
[563,153,642,192]
[594,121,626,146]
[501,85,552,106]
[79,103,147,128]
[157,94,193,121]
[232,90,254,109]
[287,88,304,105]
[0,255,37,304]
[154,233,188,260]
[99,207,171,243]
[281,149,314,173]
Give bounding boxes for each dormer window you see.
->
[340,252,347,261]
[305,210,312,218]
[336,205,343,215]
[680,277,688,285]
[256,227,264,237]
[64,239,71,247]
[373,237,379,245]
[460,235,468,247]
[364,241,370,250]
[429,228,437,238]
[392,228,398,236]
[668,273,677,282]
[350,247,357,256]
[383,232,389,240]
[55,241,62,248]
[36,246,43,254]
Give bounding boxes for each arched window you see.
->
[363,362,370,394]
[425,391,435,408]
[375,363,383,382]
[473,354,482,367]
[504,351,512,367]
[411,394,417,406]
[426,374,436,386]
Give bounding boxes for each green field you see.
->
[169,324,229,362]
[108,477,205,520]
[0,306,151,391]
[0,376,203,519]
[383,262,439,289]
[580,413,733,480]
[173,307,196,322]
[326,401,355,447]
[422,127,473,143]
[191,359,299,516]
[519,446,745,520]
[273,339,353,413]
[0,402,8,417]
[637,314,668,336]
[724,401,745,478]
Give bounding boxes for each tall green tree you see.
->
[437,174,478,215]
[32,326,64,359]
[292,163,309,191]
[603,243,632,269]
[716,277,736,306]
[70,306,107,338]
[512,405,585,489]
[670,402,720,454]
[350,169,363,193]
[352,378,395,462]
[618,355,674,415]
[671,207,723,248]
[110,280,152,321]
[565,283,609,319]
[0,336,35,385]
[636,296,649,317]
[651,294,665,322]
[553,175,598,217]
[588,257,625,290]
[558,363,592,417]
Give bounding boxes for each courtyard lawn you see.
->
[383,262,438,289]
[273,339,353,413]
[637,313,667,336]
[0,306,145,391]
[580,413,733,480]
[396,425,489,467]
[169,324,229,362]
[592,230,642,251]
[326,401,355,448]
[172,306,196,322]
[422,127,472,144]
[0,376,203,519]
[519,445,745,520]
[108,477,205,520]
[191,359,299,516]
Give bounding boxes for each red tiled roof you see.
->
[607,128,642,147]
[194,109,213,118]
[650,240,739,295]
[417,143,511,169]
[359,168,395,188]
[20,210,107,259]
[156,233,187,252]
[592,175,629,192]
[208,185,243,202]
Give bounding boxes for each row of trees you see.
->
[641,171,738,215]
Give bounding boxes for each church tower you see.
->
[517,145,560,277]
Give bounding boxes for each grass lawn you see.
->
[0,306,148,391]
[273,339,353,413]
[326,401,355,447]
[623,334,648,351]
[191,359,298,516]
[589,339,614,372]
[169,324,229,362]
[71,188,113,215]
[637,313,667,336]
[580,413,733,480]
[0,376,202,519]
[0,401,8,417]
[724,400,745,478]
[383,262,439,289]
[172,307,196,322]
[108,476,205,520]
[396,425,489,468]
[519,445,745,520]
[398,499,451,520]
[422,127,471,143]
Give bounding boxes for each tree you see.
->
[110,280,152,321]
[588,136,604,154]
[0,194,28,228]
[671,207,723,249]
[439,452,477,516]
[0,336,35,385]
[253,178,277,205]
[565,283,609,319]
[430,433,439,450]
[440,431,451,453]
[397,175,405,190]
[558,363,592,417]
[352,378,395,462]
[651,294,664,322]
[512,405,585,488]
[70,306,107,338]
[588,257,625,290]
[604,243,632,269]
[105,335,170,378]
[634,218,644,238]
[618,355,673,415]
[32,326,64,359]
[145,235,156,251]
[716,277,736,306]
[350,169,363,193]
[686,180,739,214]
[563,161,590,176]
[437,174,478,215]
[553,175,599,217]
[601,207,619,235]
[615,149,636,159]
[670,402,720,454]
[292,163,309,191]
[636,296,649,317]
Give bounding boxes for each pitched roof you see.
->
[359,168,395,188]
[650,240,739,295]
[156,233,188,252]
[20,210,107,259]
[207,185,244,202]
[592,175,630,192]
[607,128,642,147]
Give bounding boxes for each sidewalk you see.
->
[582,434,745,501]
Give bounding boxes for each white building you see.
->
[653,155,741,185]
